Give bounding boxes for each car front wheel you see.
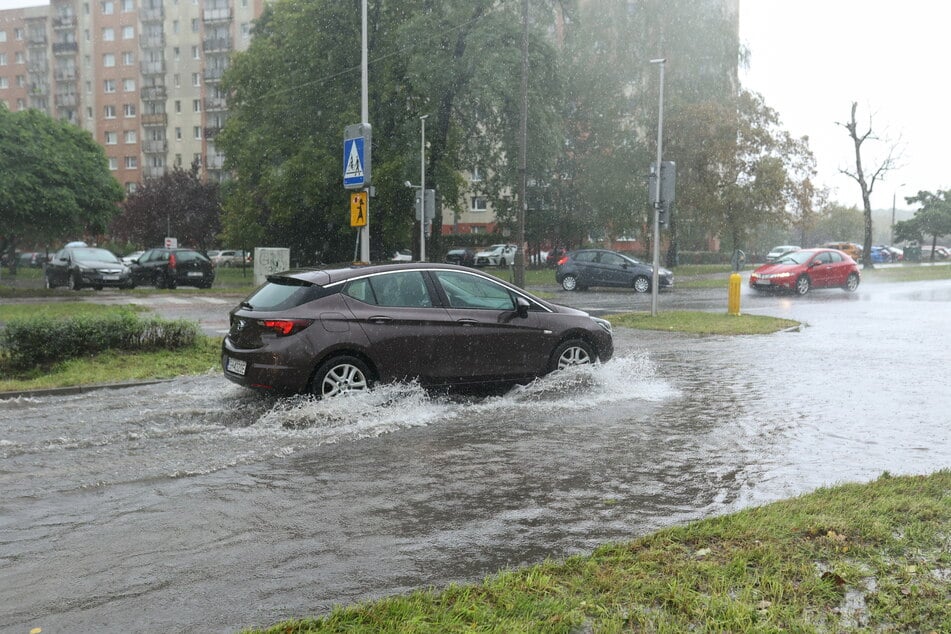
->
[45,275,55,289]
[633,275,650,293]
[561,274,578,291]
[67,272,82,291]
[549,339,596,372]
[311,356,373,398]
[795,275,811,296]
[844,272,860,292]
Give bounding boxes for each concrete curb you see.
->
[0,379,174,400]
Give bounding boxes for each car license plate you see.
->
[187,271,203,277]
[103,275,119,281]
[226,357,247,376]
[755,279,771,286]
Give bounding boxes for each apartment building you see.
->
[0,0,263,193]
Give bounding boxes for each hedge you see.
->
[0,311,200,369]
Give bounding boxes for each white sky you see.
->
[1,0,947,210]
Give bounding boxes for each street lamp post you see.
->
[891,183,906,245]
[419,114,429,262]
[649,58,666,317]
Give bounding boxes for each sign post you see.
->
[343,122,372,262]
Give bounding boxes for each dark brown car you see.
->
[222,263,614,397]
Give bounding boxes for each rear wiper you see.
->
[240,301,254,310]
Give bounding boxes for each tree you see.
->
[111,162,221,250]
[894,190,951,261]
[0,105,124,269]
[838,102,900,269]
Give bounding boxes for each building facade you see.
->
[0,0,263,193]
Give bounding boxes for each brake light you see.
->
[556,256,569,266]
[259,318,314,336]
[169,253,177,269]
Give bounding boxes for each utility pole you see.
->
[419,114,429,262]
[649,58,666,317]
[359,0,370,263]
[515,0,528,287]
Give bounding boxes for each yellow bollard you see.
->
[727,272,741,316]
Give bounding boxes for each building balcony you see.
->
[141,113,168,126]
[52,42,78,55]
[28,34,47,45]
[206,154,226,170]
[29,84,49,96]
[140,7,164,22]
[54,93,78,107]
[203,8,232,22]
[143,140,167,153]
[54,69,77,81]
[144,166,165,179]
[53,15,77,29]
[140,34,164,48]
[204,96,227,111]
[141,61,165,75]
[203,36,232,53]
[203,126,222,140]
[203,67,226,82]
[141,85,167,101]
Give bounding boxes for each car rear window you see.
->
[176,250,208,263]
[244,278,332,311]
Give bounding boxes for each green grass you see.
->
[0,301,149,322]
[607,310,799,335]
[245,470,951,633]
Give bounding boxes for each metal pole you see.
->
[515,0,528,288]
[420,114,429,262]
[359,0,370,263]
[650,58,666,317]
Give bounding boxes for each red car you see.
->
[749,248,860,296]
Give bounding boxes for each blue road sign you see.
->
[343,123,371,189]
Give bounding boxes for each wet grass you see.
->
[607,311,800,335]
[0,301,149,322]
[245,470,950,634]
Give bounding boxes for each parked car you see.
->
[555,249,673,293]
[17,251,48,268]
[129,247,215,289]
[869,245,892,263]
[44,246,133,290]
[444,247,476,267]
[212,249,250,267]
[390,249,413,262]
[473,244,518,267]
[222,262,614,398]
[545,246,567,268]
[121,250,145,266]
[766,245,800,261]
[921,245,950,260]
[819,242,862,261]
[749,248,860,295]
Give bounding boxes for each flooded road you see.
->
[1,279,949,633]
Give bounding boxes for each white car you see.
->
[474,244,517,267]
[390,249,413,262]
[766,245,800,261]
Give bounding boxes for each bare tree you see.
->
[838,102,900,269]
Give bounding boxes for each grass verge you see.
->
[246,470,950,633]
[607,310,800,335]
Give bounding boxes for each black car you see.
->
[555,248,673,293]
[222,262,614,398]
[129,247,215,289]
[444,247,476,267]
[44,246,134,290]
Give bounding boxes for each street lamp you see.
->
[649,58,666,317]
[419,114,429,262]
[891,183,906,245]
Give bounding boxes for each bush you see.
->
[0,310,200,369]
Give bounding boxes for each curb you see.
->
[0,378,174,400]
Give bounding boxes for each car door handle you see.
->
[457,318,479,326]
[368,316,393,324]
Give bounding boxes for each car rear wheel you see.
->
[153,271,166,289]
[67,272,82,291]
[45,275,55,289]
[844,272,860,292]
[311,356,373,398]
[633,275,650,293]
[561,274,578,291]
[549,339,595,372]
[795,275,811,296]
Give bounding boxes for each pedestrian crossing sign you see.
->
[343,123,372,189]
[350,191,367,227]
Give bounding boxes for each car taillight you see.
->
[259,319,314,337]
[169,253,176,269]
[556,256,569,266]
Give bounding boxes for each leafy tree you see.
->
[894,190,951,261]
[0,105,124,269]
[838,102,899,269]
[812,203,864,245]
[111,162,221,250]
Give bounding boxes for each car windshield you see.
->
[72,248,120,263]
[775,251,813,265]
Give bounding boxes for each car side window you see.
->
[433,271,516,311]
[600,252,625,266]
[344,278,376,304]
[367,271,433,308]
[574,251,597,263]
[829,252,843,263]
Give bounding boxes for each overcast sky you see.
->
[1,0,947,210]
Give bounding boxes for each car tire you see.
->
[499,258,507,267]
[549,339,596,372]
[93,286,103,291]
[311,355,373,398]
[795,275,811,296]
[633,275,650,293]
[45,275,55,289]
[154,271,166,289]
[68,272,82,291]
[561,274,578,291]
[844,272,860,292]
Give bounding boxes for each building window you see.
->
[193,153,202,167]
[123,78,135,91]
[0,78,8,89]
[103,53,115,67]
[16,75,25,87]
[102,27,114,41]
[122,26,134,39]
[104,131,118,144]
[191,18,199,32]
[173,74,180,87]
[175,153,182,166]
[122,51,134,65]
[121,0,134,12]
[192,99,200,112]
[174,100,181,113]
[125,156,137,169]
[126,182,137,193]
[101,1,114,15]
[0,31,6,43]
[124,129,136,143]
[123,103,135,117]
[0,54,7,66]
[175,127,182,140]
[108,157,118,170]
[14,28,24,41]
[470,196,487,211]
[192,46,199,60]
[470,167,483,182]
[104,105,116,118]
[104,79,116,93]
[192,73,200,87]
[172,20,179,34]
[15,51,24,63]
[193,126,201,140]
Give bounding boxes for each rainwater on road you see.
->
[1,278,949,633]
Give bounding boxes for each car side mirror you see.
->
[515,296,530,318]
